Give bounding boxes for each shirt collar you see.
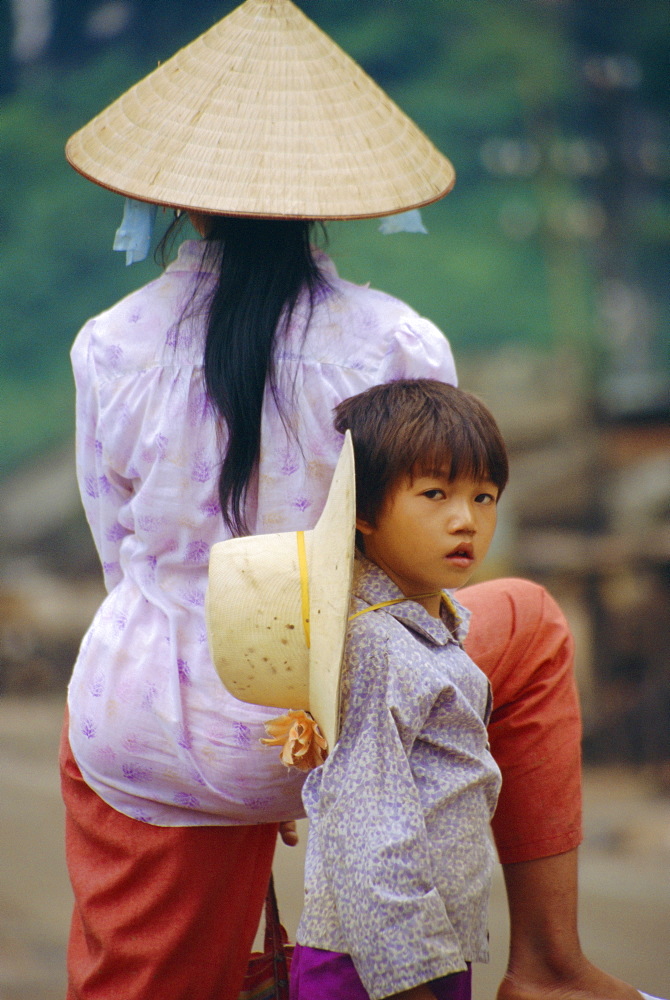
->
[351,556,470,647]
[165,239,214,274]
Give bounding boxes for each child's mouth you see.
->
[446,545,474,567]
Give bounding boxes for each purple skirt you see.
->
[290,943,472,1000]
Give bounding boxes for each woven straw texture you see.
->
[65,0,455,219]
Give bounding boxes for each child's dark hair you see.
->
[333,379,509,528]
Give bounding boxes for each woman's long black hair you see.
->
[161,214,325,536]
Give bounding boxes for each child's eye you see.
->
[475,492,497,505]
[423,488,445,500]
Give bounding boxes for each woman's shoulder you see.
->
[304,258,456,382]
[72,248,209,377]
[321,256,421,325]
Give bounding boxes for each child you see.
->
[290,378,510,1000]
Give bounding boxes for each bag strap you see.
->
[263,875,290,999]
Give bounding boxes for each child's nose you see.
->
[447,500,476,532]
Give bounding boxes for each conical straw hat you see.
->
[65,0,455,219]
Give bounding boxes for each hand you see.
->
[278,820,299,846]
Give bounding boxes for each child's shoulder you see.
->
[346,599,411,651]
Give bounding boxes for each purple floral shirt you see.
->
[68,239,458,825]
[297,559,501,999]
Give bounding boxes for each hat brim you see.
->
[308,431,356,747]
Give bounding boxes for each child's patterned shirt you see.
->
[297,557,502,1000]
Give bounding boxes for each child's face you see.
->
[357,471,499,617]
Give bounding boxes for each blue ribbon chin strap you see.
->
[113,198,158,264]
[378,208,428,234]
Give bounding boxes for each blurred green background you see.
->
[2,0,669,475]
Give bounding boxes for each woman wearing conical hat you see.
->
[60,3,654,1000]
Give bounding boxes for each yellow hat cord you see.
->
[349,590,462,625]
[296,531,311,649]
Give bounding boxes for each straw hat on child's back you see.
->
[205,432,356,755]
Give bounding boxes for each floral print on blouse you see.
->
[68,239,458,826]
[297,558,501,1000]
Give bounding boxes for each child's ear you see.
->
[356,516,374,536]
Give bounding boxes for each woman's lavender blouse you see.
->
[68,240,458,826]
